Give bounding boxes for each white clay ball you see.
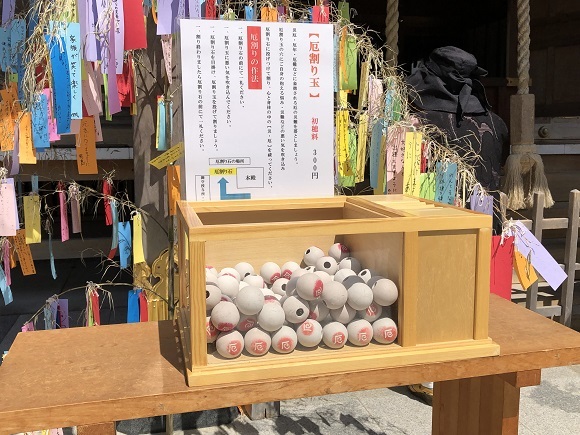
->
[211,301,240,331]
[257,300,285,332]
[358,269,376,283]
[206,266,218,277]
[261,288,275,297]
[218,267,241,282]
[243,274,266,288]
[334,269,356,284]
[296,273,324,301]
[372,278,399,306]
[367,275,386,288]
[314,270,333,283]
[296,319,323,347]
[281,261,301,280]
[321,281,348,310]
[373,317,398,344]
[347,282,374,311]
[216,330,244,358]
[234,262,255,279]
[315,256,339,275]
[339,257,362,274]
[206,270,218,282]
[260,262,281,284]
[283,296,310,323]
[238,281,250,291]
[303,246,325,266]
[322,322,348,349]
[237,314,258,332]
[309,300,329,322]
[216,275,240,299]
[220,294,233,303]
[358,301,383,322]
[244,327,272,356]
[206,284,222,310]
[285,277,299,295]
[347,319,373,346]
[235,286,265,315]
[271,278,289,296]
[342,275,365,289]
[304,265,316,273]
[206,316,219,343]
[271,326,298,354]
[328,243,350,262]
[330,303,356,324]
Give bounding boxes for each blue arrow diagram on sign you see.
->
[218,178,251,200]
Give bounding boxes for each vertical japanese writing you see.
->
[309,33,320,98]
[311,117,319,179]
[224,35,231,125]
[279,27,285,171]
[292,27,298,164]
[210,33,218,149]
[196,32,204,151]
[265,26,272,185]
[68,30,80,119]
[247,26,262,89]
[238,33,245,107]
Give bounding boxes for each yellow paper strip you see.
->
[336,110,350,176]
[403,131,422,197]
[356,113,368,183]
[149,142,184,169]
[23,195,41,244]
[374,134,387,195]
[76,117,98,174]
[358,61,370,109]
[514,250,538,290]
[132,212,146,265]
[18,112,36,164]
[338,90,348,109]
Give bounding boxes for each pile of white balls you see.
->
[205,242,399,359]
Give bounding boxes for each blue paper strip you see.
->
[10,19,25,68]
[118,221,132,269]
[333,34,339,93]
[435,162,458,205]
[31,175,39,193]
[157,97,167,150]
[45,34,71,134]
[0,28,9,71]
[0,265,13,305]
[244,5,253,20]
[111,200,119,251]
[49,232,57,279]
[369,119,384,189]
[65,23,82,120]
[127,289,141,323]
[31,93,50,149]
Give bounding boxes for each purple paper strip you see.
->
[107,21,122,115]
[188,0,201,18]
[157,0,179,35]
[100,12,113,74]
[10,123,19,175]
[80,0,98,61]
[58,299,69,328]
[2,0,15,26]
[470,185,493,216]
[512,221,567,290]
[112,0,125,74]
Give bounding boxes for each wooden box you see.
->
[176,195,499,386]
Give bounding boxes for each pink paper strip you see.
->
[3,241,10,286]
[94,113,103,142]
[69,119,82,134]
[42,88,61,142]
[71,196,82,233]
[161,35,172,83]
[59,186,70,242]
[0,180,17,236]
[21,322,35,332]
[85,61,103,114]
[10,124,19,176]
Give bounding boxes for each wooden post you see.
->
[560,190,580,326]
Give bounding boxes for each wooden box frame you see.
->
[176,195,499,386]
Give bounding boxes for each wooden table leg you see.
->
[242,401,281,420]
[77,422,116,434]
[432,370,541,435]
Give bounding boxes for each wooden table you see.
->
[1,295,579,435]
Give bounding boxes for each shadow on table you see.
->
[157,319,186,375]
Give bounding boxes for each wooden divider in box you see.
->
[176,195,499,387]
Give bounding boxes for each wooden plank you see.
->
[474,227,492,340]
[560,189,580,326]
[527,193,545,312]
[190,241,207,369]
[432,379,460,435]
[77,422,116,434]
[499,370,541,388]
[401,232,418,347]
[0,297,579,433]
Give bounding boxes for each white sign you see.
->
[179,19,334,201]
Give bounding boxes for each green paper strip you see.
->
[338,1,350,22]
[341,35,358,91]
[420,172,436,200]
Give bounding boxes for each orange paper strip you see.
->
[76,117,98,174]
[13,229,36,276]
[18,112,37,164]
